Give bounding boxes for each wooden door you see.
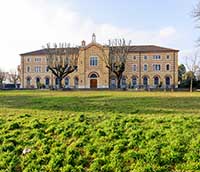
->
[90,79,97,88]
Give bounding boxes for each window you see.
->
[166,64,170,71]
[165,77,170,86]
[132,77,137,87]
[90,56,98,66]
[110,78,116,88]
[35,66,41,72]
[36,78,40,87]
[27,66,30,72]
[143,77,148,86]
[74,77,79,88]
[65,77,70,88]
[55,78,59,86]
[45,66,49,72]
[144,56,148,60]
[154,77,159,86]
[144,64,148,71]
[132,64,137,72]
[121,77,126,88]
[153,55,161,60]
[166,55,170,59]
[153,64,161,71]
[90,74,98,78]
[45,78,50,86]
[35,57,41,62]
[133,56,137,60]
[26,77,31,86]
[65,57,70,64]
[27,58,31,62]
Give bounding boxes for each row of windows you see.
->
[110,76,171,88]
[132,55,170,60]
[132,64,170,72]
[27,66,48,73]
[26,54,171,65]
[131,76,171,86]
[27,57,44,62]
[26,77,78,88]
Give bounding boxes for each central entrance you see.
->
[89,73,98,89]
[90,79,97,88]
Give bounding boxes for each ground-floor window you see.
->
[154,77,159,86]
[26,77,31,87]
[165,77,170,86]
[143,77,148,86]
[45,78,50,88]
[121,77,126,88]
[132,77,137,88]
[36,77,40,88]
[74,77,78,88]
[65,77,70,88]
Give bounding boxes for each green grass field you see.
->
[0,90,200,172]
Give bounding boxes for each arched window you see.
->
[65,77,70,88]
[90,73,98,78]
[36,77,40,84]
[132,77,137,87]
[26,77,31,87]
[165,77,170,86]
[45,77,50,87]
[154,77,159,86]
[166,64,170,71]
[55,78,59,86]
[27,66,30,72]
[143,77,148,86]
[110,77,116,88]
[121,76,126,88]
[74,77,78,88]
[36,77,40,88]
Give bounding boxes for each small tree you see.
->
[9,70,19,88]
[178,64,186,83]
[100,39,131,88]
[185,53,200,92]
[0,69,6,88]
[46,43,79,89]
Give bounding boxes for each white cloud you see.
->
[159,27,176,38]
[0,0,182,71]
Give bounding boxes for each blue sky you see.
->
[0,0,199,70]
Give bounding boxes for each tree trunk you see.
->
[58,78,63,89]
[117,78,121,89]
[190,78,193,92]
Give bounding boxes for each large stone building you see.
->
[19,34,179,89]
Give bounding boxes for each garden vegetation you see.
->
[0,91,200,172]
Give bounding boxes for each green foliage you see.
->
[0,91,200,171]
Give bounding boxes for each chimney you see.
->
[81,40,86,47]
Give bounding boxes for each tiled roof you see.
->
[128,45,179,53]
[20,45,179,56]
[20,49,48,56]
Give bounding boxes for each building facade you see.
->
[19,34,179,89]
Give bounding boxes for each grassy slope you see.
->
[0,91,200,172]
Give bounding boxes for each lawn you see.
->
[0,90,200,172]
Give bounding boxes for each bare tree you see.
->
[0,69,6,88]
[100,39,131,88]
[46,43,79,89]
[193,2,200,44]
[185,52,200,92]
[9,70,19,87]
